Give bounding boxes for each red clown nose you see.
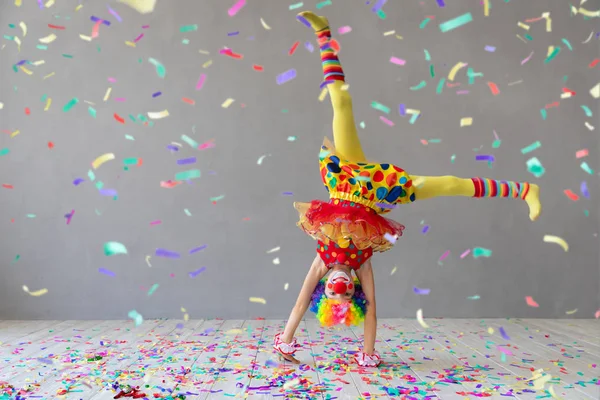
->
[333,281,347,295]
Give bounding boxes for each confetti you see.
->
[473,247,492,258]
[98,267,116,277]
[147,110,169,119]
[39,33,57,43]
[499,326,510,340]
[189,267,206,278]
[410,80,427,90]
[521,141,541,154]
[62,98,79,112]
[196,73,206,90]
[589,82,599,98]
[565,308,577,315]
[413,287,431,295]
[416,309,429,328]
[439,12,473,33]
[525,296,539,307]
[390,266,397,275]
[564,189,579,201]
[260,18,271,30]
[371,101,390,114]
[147,283,159,296]
[228,0,246,16]
[543,235,569,252]
[276,69,297,85]
[92,153,115,169]
[148,57,166,78]
[526,157,545,178]
[104,241,128,256]
[460,117,473,127]
[175,169,201,181]
[249,297,266,304]
[22,286,48,297]
[487,81,500,95]
[127,310,144,326]
[155,248,181,258]
[118,0,157,14]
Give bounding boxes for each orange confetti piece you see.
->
[545,101,559,109]
[48,24,66,30]
[590,59,599,68]
[182,97,195,105]
[114,113,125,124]
[252,64,264,71]
[2,184,14,189]
[48,141,54,149]
[575,149,588,158]
[487,82,500,95]
[220,48,243,59]
[525,296,539,307]
[563,189,579,201]
[288,41,300,55]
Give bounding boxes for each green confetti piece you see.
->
[316,0,332,9]
[580,162,594,175]
[429,64,435,78]
[147,284,159,296]
[148,57,166,78]
[526,157,545,178]
[371,101,390,114]
[428,139,442,143]
[544,47,560,63]
[63,98,79,112]
[359,121,365,129]
[36,45,48,50]
[88,170,96,181]
[3,35,15,41]
[584,210,589,217]
[125,135,135,141]
[561,38,572,50]
[88,106,96,118]
[288,2,303,10]
[0,148,9,156]
[41,94,47,101]
[467,295,481,300]
[419,18,431,29]
[521,141,541,154]
[473,247,492,258]
[179,24,198,32]
[104,241,128,256]
[287,136,297,141]
[8,23,15,28]
[12,255,20,263]
[436,78,446,94]
[492,140,502,148]
[451,154,456,163]
[410,80,427,91]
[62,54,73,58]
[127,310,143,326]
[281,109,288,113]
[540,109,547,120]
[175,169,201,181]
[424,49,431,61]
[580,105,592,117]
[129,114,137,122]
[12,64,18,73]
[184,208,192,216]
[377,9,386,19]
[181,38,190,44]
[95,181,104,190]
[409,113,420,124]
[181,134,199,148]
[210,195,225,202]
[26,214,36,218]
[439,12,473,33]
[501,352,507,362]
[123,158,138,165]
[524,34,533,41]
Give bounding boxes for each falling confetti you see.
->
[104,241,128,256]
[22,285,48,297]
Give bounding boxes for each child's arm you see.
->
[280,255,328,343]
[355,260,377,354]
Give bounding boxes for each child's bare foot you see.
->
[297,11,329,32]
[525,184,541,221]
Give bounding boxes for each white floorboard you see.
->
[1,319,598,399]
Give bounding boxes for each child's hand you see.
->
[297,11,329,32]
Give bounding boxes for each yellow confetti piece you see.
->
[284,283,289,290]
[383,30,395,36]
[260,17,271,30]
[565,308,578,315]
[23,285,48,297]
[44,98,52,111]
[584,122,594,131]
[250,297,267,304]
[560,91,572,99]
[147,109,170,119]
[19,22,27,36]
[543,235,569,252]
[487,327,495,334]
[221,98,235,108]
[15,0,22,6]
[578,7,600,17]
[45,0,55,7]
[390,266,397,275]
[11,130,20,138]
[226,329,242,334]
[181,307,189,321]
[547,46,554,57]
[272,258,280,265]
[32,60,45,66]
[318,88,328,101]
[266,246,280,253]
[0,102,3,110]
[542,12,552,32]
[517,21,530,30]
[406,108,420,115]
[548,385,562,399]
[590,83,600,99]
[448,62,467,81]
[92,153,115,169]
[533,374,551,390]
[14,36,21,51]
[125,41,136,47]
[118,0,158,14]
[75,4,83,11]
[43,72,55,80]
[460,117,473,127]
[39,33,57,44]
[416,308,429,328]
[103,87,112,102]
[516,35,527,43]
[79,34,92,41]
[20,66,33,75]
[483,0,490,16]
[202,59,212,68]
[199,49,210,55]
[145,255,151,267]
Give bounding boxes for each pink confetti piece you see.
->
[576,149,588,158]
[133,33,144,43]
[595,309,600,319]
[379,116,394,126]
[107,6,122,22]
[521,51,534,65]
[460,249,471,258]
[525,296,539,307]
[65,209,75,225]
[228,0,246,16]
[108,77,117,83]
[389,56,406,66]
[196,73,207,90]
[338,26,352,34]
[91,20,102,39]
[439,250,450,261]
[150,220,162,225]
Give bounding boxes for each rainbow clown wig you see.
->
[309,278,368,327]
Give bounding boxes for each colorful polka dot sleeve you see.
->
[471,177,530,199]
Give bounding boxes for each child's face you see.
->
[324,267,355,301]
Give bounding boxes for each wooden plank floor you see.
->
[1,319,598,399]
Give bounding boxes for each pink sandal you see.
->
[354,350,381,367]
[273,333,300,363]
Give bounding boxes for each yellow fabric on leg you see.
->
[412,175,475,200]
[328,81,366,162]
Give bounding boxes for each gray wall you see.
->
[1,0,598,320]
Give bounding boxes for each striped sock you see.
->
[316,27,345,87]
[471,178,530,199]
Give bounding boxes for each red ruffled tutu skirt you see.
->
[294,199,405,252]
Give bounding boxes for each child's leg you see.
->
[355,260,377,354]
[298,11,366,162]
[412,175,541,221]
